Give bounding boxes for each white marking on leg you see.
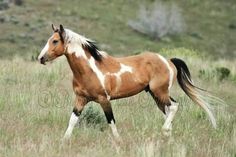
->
[162,101,179,136]
[109,120,120,139]
[162,105,170,119]
[63,112,79,139]
[157,54,174,90]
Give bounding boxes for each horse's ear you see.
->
[59,24,65,42]
[52,24,56,32]
[59,24,65,33]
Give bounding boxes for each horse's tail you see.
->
[170,58,217,128]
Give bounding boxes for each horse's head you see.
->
[38,24,66,64]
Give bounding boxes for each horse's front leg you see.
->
[100,100,121,140]
[63,97,87,140]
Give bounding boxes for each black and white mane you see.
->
[64,29,102,61]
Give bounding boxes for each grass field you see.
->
[0,0,236,156]
[0,48,235,157]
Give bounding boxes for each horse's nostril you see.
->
[40,57,46,65]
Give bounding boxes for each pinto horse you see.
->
[38,24,217,140]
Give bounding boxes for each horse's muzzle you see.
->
[39,57,46,65]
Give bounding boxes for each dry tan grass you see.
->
[0,51,235,157]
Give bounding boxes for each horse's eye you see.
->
[52,40,59,45]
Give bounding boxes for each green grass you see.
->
[0,49,235,157]
[0,0,235,59]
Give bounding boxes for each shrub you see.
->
[0,1,9,10]
[7,0,23,5]
[80,104,106,128]
[128,2,185,39]
[199,67,231,81]
[216,67,230,81]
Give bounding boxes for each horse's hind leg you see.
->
[162,99,179,136]
[149,90,167,115]
[148,89,179,136]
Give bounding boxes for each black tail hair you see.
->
[170,58,205,91]
[170,58,193,92]
[170,58,217,128]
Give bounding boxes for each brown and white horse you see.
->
[38,24,217,140]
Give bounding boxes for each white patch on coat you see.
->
[106,63,133,92]
[38,37,51,60]
[61,29,133,99]
[88,57,110,100]
[63,112,79,139]
[115,63,133,75]
[60,29,110,99]
[64,29,88,59]
[62,29,110,99]
[157,54,174,90]
[87,56,133,99]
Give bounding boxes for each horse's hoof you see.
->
[115,136,123,143]
[61,135,71,143]
[162,129,172,137]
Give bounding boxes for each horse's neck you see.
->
[65,53,92,77]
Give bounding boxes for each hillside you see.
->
[0,0,235,59]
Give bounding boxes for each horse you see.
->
[38,24,217,140]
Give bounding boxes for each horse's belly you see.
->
[110,86,145,99]
[108,72,148,99]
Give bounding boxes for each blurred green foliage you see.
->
[0,0,235,59]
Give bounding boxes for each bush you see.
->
[0,1,9,10]
[199,67,231,81]
[128,2,185,39]
[13,0,23,6]
[80,104,106,128]
[215,67,230,81]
